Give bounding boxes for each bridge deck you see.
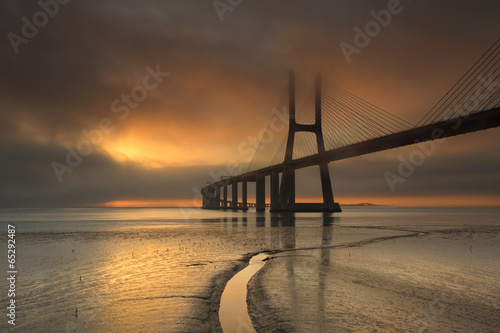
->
[214,107,500,185]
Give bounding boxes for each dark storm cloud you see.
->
[1,1,277,116]
[2,0,498,129]
[0,0,499,206]
[0,138,216,207]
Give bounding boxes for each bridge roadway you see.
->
[215,106,500,185]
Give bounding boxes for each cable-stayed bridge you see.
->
[201,39,500,212]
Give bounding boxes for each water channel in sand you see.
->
[219,253,269,333]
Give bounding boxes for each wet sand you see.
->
[1,225,267,333]
[247,225,500,332]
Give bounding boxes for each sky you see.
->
[1,0,499,207]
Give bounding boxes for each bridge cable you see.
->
[436,50,500,121]
[417,38,500,126]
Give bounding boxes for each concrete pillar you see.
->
[231,182,238,209]
[271,171,280,210]
[320,163,334,206]
[223,186,228,209]
[215,185,221,208]
[289,170,295,205]
[279,168,295,208]
[242,180,248,210]
[256,175,266,212]
[201,184,221,209]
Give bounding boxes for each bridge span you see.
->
[201,40,500,212]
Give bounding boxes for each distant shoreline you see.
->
[342,203,384,207]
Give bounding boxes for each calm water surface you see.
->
[0,207,498,332]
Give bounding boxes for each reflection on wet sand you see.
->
[202,212,339,252]
[246,216,500,332]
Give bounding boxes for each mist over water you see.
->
[0,207,499,332]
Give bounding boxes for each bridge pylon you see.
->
[271,71,342,212]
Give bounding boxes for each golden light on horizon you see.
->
[98,199,202,208]
[96,195,500,208]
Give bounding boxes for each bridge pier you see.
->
[231,182,238,210]
[270,171,280,210]
[256,174,266,212]
[242,180,248,210]
[223,185,228,209]
[201,183,221,209]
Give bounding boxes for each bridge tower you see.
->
[271,71,342,212]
